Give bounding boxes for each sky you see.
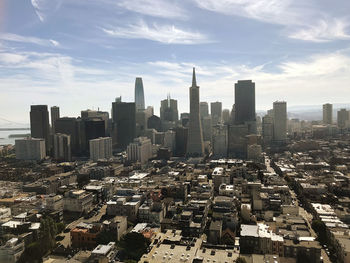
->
[1,0,350,125]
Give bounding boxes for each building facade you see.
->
[30,105,51,153]
[15,138,46,160]
[127,137,152,164]
[186,68,204,156]
[89,137,112,161]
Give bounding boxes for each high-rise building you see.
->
[81,110,109,133]
[273,101,287,143]
[15,138,46,160]
[127,137,152,164]
[160,95,178,123]
[228,124,248,158]
[212,124,228,158]
[222,109,230,124]
[175,127,188,157]
[211,101,222,125]
[180,113,189,127]
[186,68,204,156]
[323,103,333,125]
[200,102,209,119]
[262,115,274,146]
[135,77,145,111]
[163,130,176,153]
[112,99,136,150]
[147,115,161,131]
[89,137,112,162]
[230,104,235,124]
[30,105,51,153]
[234,80,256,133]
[50,106,60,133]
[55,117,82,155]
[337,108,349,130]
[53,133,71,161]
[202,116,212,142]
[83,118,105,153]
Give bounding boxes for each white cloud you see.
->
[0,33,59,47]
[117,0,187,19]
[31,0,62,22]
[0,53,27,64]
[102,20,211,44]
[288,18,350,42]
[192,0,296,25]
[191,0,350,42]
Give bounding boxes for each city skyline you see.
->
[2,0,350,123]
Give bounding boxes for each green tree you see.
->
[118,232,150,261]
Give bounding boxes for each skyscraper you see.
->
[53,133,71,161]
[135,77,145,111]
[55,117,82,155]
[30,105,51,153]
[337,108,349,130]
[200,102,209,119]
[234,80,256,133]
[112,98,136,149]
[160,95,178,122]
[211,101,222,125]
[186,68,204,156]
[273,101,287,143]
[323,103,333,125]
[50,106,60,133]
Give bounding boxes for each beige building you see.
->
[15,137,46,160]
[63,190,93,213]
[322,103,333,125]
[127,137,152,164]
[89,137,112,162]
[53,133,71,161]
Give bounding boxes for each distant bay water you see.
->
[0,129,30,145]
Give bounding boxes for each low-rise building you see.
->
[0,238,25,263]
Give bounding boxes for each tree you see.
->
[311,220,327,245]
[118,232,150,261]
[96,229,117,245]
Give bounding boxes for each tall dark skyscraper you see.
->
[112,98,136,149]
[50,106,60,133]
[135,77,145,111]
[30,105,50,153]
[234,80,256,133]
[186,68,204,156]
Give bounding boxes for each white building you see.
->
[89,137,112,162]
[15,138,46,160]
[53,133,71,161]
[127,137,152,164]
